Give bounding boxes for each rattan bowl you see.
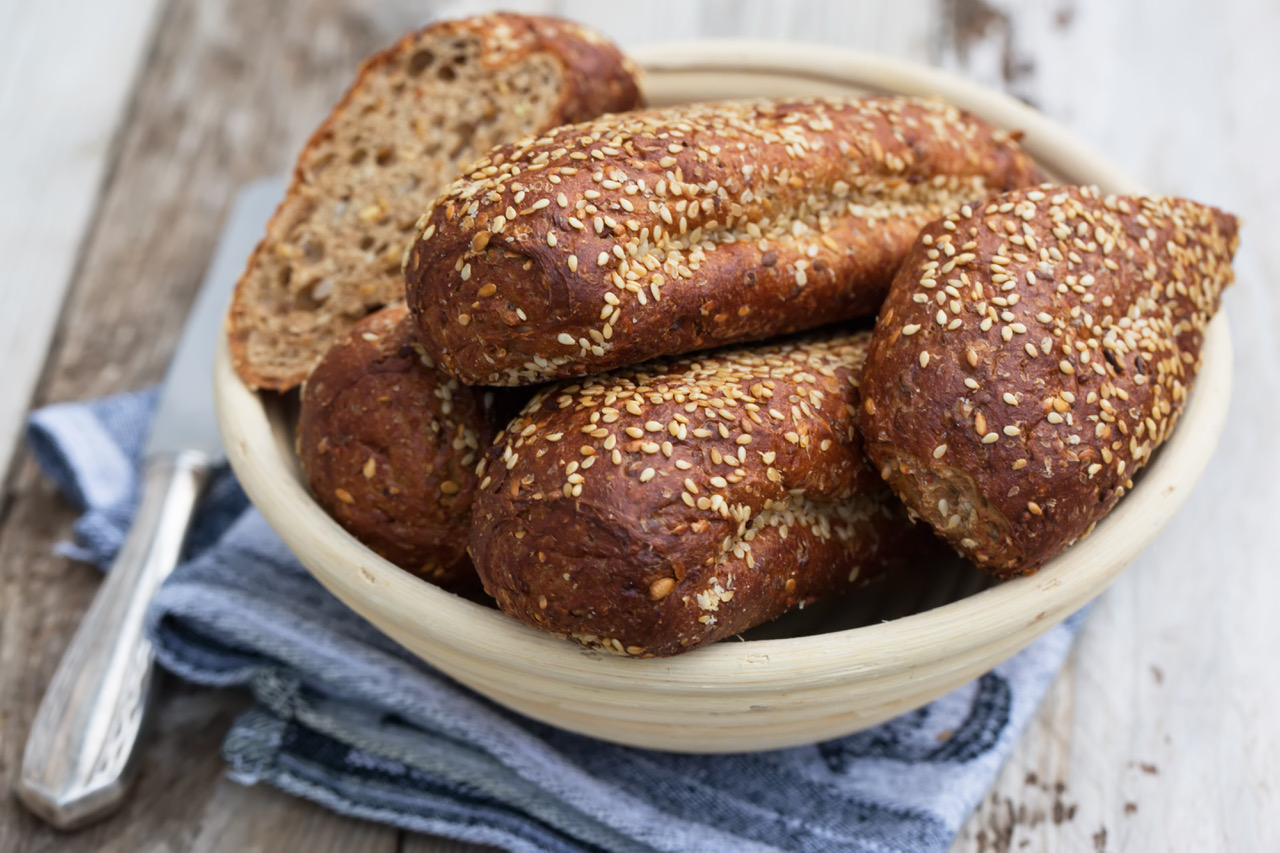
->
[214,41,1232,752]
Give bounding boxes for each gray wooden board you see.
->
[0,1,1274,850]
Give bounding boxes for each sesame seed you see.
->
[557,333,576,346]
[982,432,999,444]
[639,467,656,483]
[902,324,921,336]
[933,444,947,458]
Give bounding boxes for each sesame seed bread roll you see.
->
[406,96,1043,386]
[228,13,643,391]
[297,303,512,588]
[858,186,1239,578]
[469,331,933,657]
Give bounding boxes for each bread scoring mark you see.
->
[411,95,1039,384]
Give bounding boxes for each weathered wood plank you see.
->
[0,0,165,494]
[187,778,398,853]
[945,1,1280,850]
[0,0,447,849]
[3,0,1277,850]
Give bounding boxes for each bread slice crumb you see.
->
[228,13,642,390]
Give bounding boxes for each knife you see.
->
[16,180,284,829]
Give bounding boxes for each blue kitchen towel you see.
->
[28,390,1085,853]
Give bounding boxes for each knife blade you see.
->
[16,179,284,829]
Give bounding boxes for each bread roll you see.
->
[229,13,643,390]
[297,303,501,587]
[406,96,1042,385]
[857,185,1239,577]
[469,331,932,656]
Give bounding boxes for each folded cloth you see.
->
[28,390,1085,853]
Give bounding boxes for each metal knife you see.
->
[16,180,284,829]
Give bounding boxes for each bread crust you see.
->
[857,185,1239,577]
[297,303,498,587]
[406,96,1042,385]
[228,13,643,391]
[468,331,932,657]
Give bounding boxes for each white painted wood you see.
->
[943,1,1280,850]
[360,0,938,56]
[213,47,1233,755]
[0,0,165,490]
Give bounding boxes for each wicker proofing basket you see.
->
[213,41,1233,752]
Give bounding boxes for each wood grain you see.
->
[0,0,439,849]
[1,0,1277,850]
[0,0,164,493]
[944,1,1280,850]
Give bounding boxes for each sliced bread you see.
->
[228,13,643,390]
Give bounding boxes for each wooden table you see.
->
[2,1,1276,850]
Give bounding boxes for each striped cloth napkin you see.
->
[26,387,1084,853]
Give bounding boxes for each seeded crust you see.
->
[468,331,936,657]
[228,13,643,391]
[406,96,1042,386]
[858,185,1239,577]
[297,303,508,587]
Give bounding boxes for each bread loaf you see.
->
[857,185,1239,577]
[468,331,933,657]
[297,303,503,587]
[406,96,1042,386]
[229,13,643,391]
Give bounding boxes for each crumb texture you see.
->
[858,185,1239,576]
[297,302,507,587]
[469,331,935,657]
[407,95,1042,385]
[229,13,642,390]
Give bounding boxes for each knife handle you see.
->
[16,450,210,829]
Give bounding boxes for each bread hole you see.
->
[359,235,376,251]
[309,151,336,176]
[295,280,323,311]
[437,64,456,82]
[277,267,292,287]
[375,146,396,167]
[349,148,368,166]
[448,122,476,159]
[407,49,435,76]
[311,278,335,302]
[301,240,325,263]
